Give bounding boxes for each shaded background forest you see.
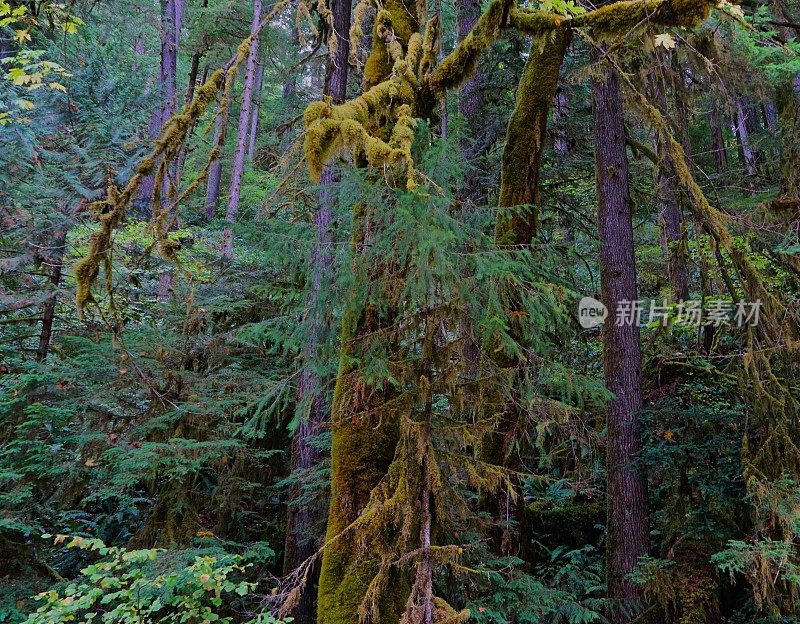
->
[1,0,800,622]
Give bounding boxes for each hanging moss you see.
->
[73,67,228,313]
[363,0,421,88]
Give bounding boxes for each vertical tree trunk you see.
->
[283,2,352,623]
[205,109,229,220]
[455,0,484,407]
[247,62,265,162]
[140,0,184,207]
[709,101,727,175]
[456,0,484,206]
[552,86,574,244]
[591,54,648,624]
[317,3,420,622]
[36,227,67,362]
[221,0,262,261]
[735,97,758,178]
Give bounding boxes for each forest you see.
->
[1,0,799,622]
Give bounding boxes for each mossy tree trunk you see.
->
[285,1,352,622]
[316,2,420,621]
[591,51,649,624]
[488,29,571,561]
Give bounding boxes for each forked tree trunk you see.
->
[221,0,262,261]
[591,53,648,624]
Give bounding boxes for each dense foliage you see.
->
[1,0,799,623]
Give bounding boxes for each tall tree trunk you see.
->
[221,0,262,261]
[456,0,484,206]
[205,107,229,220]
[709,101,727,175]
[140,0,184,208]
[591,53,648,624]
[284,3,350,613]
[316,2,419,622]
[36,227,67,362]
[247,62,265,162]
[455,0,484,410]
[283,2,353,624]
[734,97,758,178]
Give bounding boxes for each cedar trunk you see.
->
[591,55,649,624]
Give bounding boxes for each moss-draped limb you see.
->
[569,0,711,35]
[364,0,422,87]
[74,69,226,312]
[495,29,571,246]
[428,0,517,92]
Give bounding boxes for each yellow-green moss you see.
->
[363,0,421,88]
[428,0,515,93]
[495,29,571,246]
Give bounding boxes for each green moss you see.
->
[495,29,570,246]
[364,0,421,88]
[428,0,515,93]
[571,0,712,38]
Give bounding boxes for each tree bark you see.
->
[205,107,229,220]
[247,61,265,162]
[316,3,419,622]
[734,97,758,178]
[221,0,262,262]
[709,101,727,175]
[456,0,485,206]
[591,52,648,624]
[36,228,67,362]
[140,0,184,208]
[283,1,352,623]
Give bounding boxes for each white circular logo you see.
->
[577,296,608,329]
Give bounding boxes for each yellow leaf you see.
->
[14,98,34,110]
[49,81,67,92]
[654,33,676,50]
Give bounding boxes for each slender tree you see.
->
[247,61,265,162]
[591,51,648,624]
[221,0,262,261]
